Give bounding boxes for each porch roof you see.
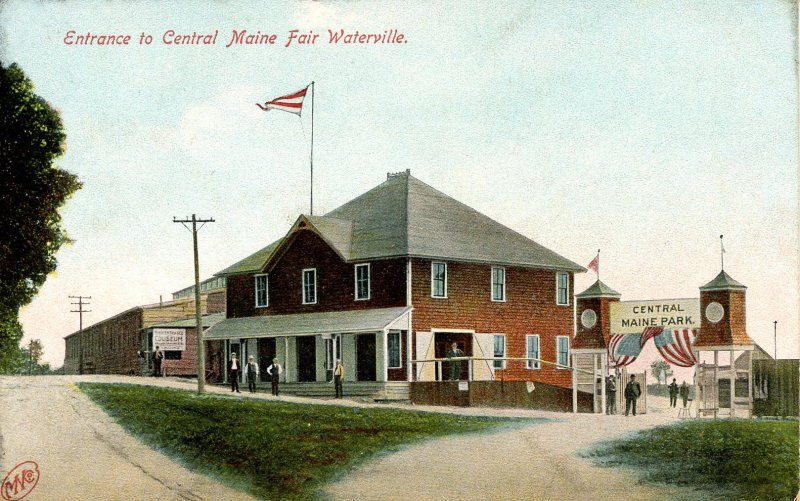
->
[204,307,411,340]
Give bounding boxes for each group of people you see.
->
[604,374,691,415]
[226,353,346,398]
[669,378,691,408]
[227,353,283,396]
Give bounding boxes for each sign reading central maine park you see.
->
[609,299,700,334]
[152,329,186,351]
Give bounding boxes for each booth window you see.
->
[556,272,569,305]
[355,263,370,300]
[556,336,570,368]
[388,331,402,368]
[493,334,506,369]
[526,335,540,369]
[491,267,506,302]
[431,262,447,298]
[302,268,317,304]
[255,274,268,308]
[165,351,182,360]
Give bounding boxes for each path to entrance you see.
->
[1,376,694,500]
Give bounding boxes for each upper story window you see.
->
[255,274,268,308]
[526,335,540,369]
[355,263,370,301]
[556,335,570,368]
[556,272,569,305]
[431,262,447,298]
[493,334,506,369]
[302,268,317,304]
[491,267,506,302]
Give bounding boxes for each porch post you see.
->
[600,353,607,415]
[406,329,413,382]
[571,354,578,413]
[592,353,598,413]
[713,350,719,419]
[382,329,389,382]
[747,350,753,417]
[730,349,735,418]
[284,336,290,382]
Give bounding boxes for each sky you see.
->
[1,1,797,371]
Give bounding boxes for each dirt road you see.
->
[325,396,697,501]
[1,376,694,500]
[0,375,254,501]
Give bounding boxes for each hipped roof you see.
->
[217,172,585,276]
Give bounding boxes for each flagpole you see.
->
[597,249,600,282]
[310,81,315,216]
[720,234,724,271]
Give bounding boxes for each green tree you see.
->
[0,63,81,373]
[650,359,672,386]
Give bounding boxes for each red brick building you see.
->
[207,171,585,401]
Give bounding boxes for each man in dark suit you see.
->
[447,342,464,381]
[624,374,641,416]
[152,346,163,377]
[228,353,241,393]
[266,358,282,396]
[333,359,344,398]
[668,378,679,407]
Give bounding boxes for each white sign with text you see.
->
[153,328,186,351]
[610,299,700,334]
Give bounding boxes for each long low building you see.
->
[63,281,226,375]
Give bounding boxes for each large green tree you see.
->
[0,63,81,372]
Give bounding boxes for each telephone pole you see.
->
[174,214,214,394]
[69,295,91,375]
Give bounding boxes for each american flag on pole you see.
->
[256,87,308,115]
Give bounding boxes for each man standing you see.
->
[606,375,617,415]
[246,355,259,394]
[334,358,344,398]
[266,358,282,396]
[668,378,679,408]
[228,352,241,393]
[679,381,690,408]
[447,342,464,381]
[624,374,641,416]
[152,346,163,377]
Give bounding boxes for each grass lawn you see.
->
[586,419,799,500]
[79,383,527,500]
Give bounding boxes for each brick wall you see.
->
[698,289,749,346]
[411,258,575,389]
[226,229,407,318]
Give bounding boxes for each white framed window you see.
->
[556,272,569,305]
[556,335,570,368]
[526,335,540,369]
[388,331,402,368]
[431,262,447,298]
[354,263,370,301]
[493,334,506,369]
[254,274,268,308]
[302,268,317,304]
[491,267,506,302]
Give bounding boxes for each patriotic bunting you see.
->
[609,328,698,368]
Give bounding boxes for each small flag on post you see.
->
[256,87,308,115]
[587,251,599,276]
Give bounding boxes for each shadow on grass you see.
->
[79,383,541,500]
[582,419,799,501]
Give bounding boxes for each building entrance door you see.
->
[434,332,472,381]
[258,338,276,382]
[356,334,376,381]
[296,337,317,382]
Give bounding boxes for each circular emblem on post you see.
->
[580,309,597,329]
[705,302,724,323]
